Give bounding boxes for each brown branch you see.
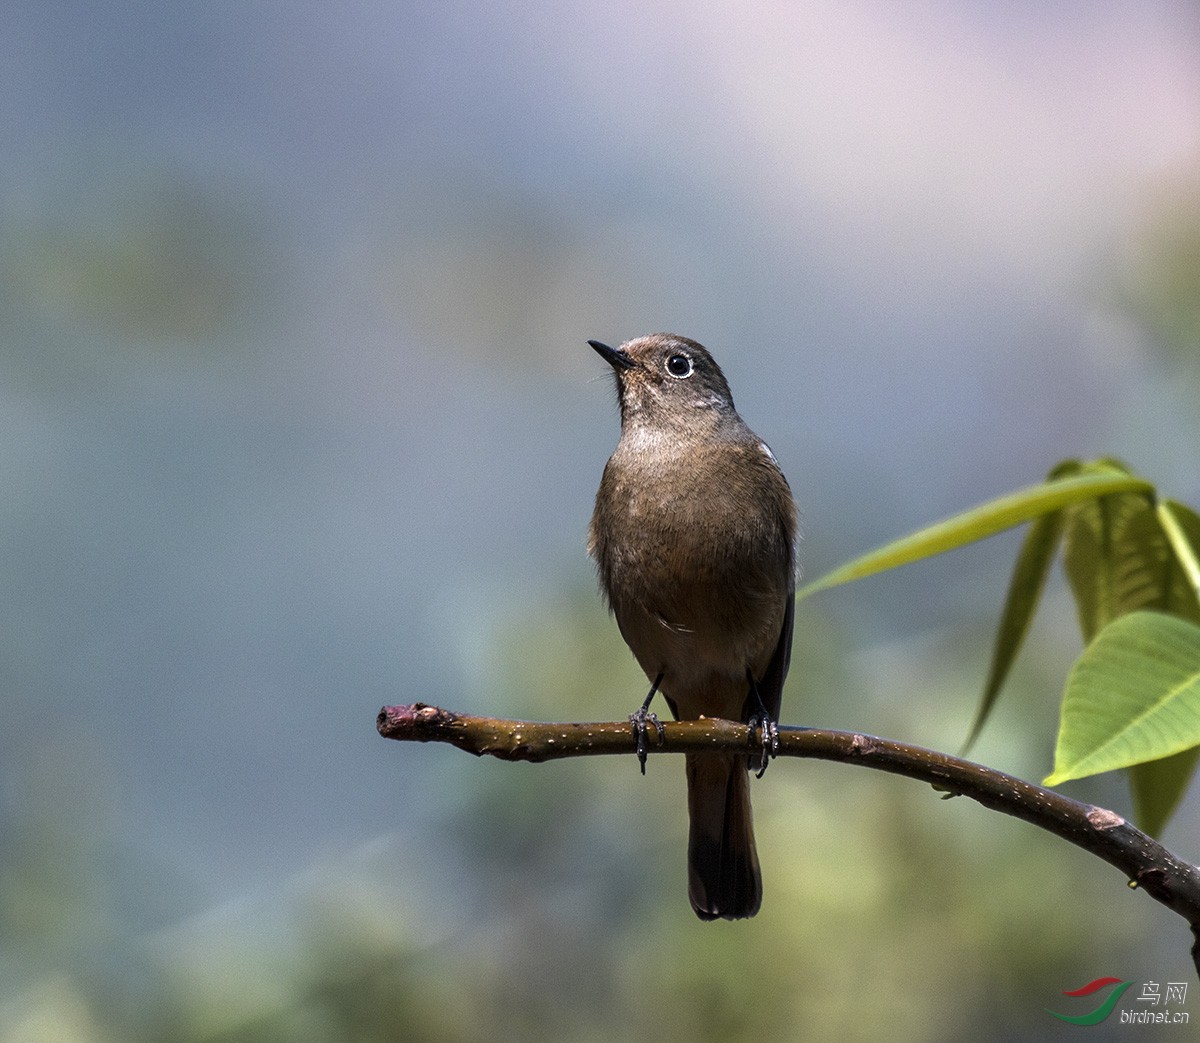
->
[378,702,1200,978]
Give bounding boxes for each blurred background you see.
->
[2,1,1199,1039]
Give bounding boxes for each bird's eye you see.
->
[665,353,693,378]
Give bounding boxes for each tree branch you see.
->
[378,703,1200,978]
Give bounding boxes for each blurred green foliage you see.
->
[1119,170,1200,370]
[0,161,277,393]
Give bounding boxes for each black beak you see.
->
[588,339,636,371]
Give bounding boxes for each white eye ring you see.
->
[665,353,693,378]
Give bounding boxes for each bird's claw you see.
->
[749,714,779,779]
[629,706,666,775]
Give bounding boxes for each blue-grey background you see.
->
[3,2,1199,1039]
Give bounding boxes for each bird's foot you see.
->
[629,706,666,775]
[748,713,779,779]
[629,672,666,775]
[744,667,779,778]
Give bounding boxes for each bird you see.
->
[587,333,797,920]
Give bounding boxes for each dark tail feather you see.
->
[685,753,761,920]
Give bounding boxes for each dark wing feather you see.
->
[741,590,794,725]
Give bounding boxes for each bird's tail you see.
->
[685,752,761,920]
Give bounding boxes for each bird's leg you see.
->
[745,668,779,779]
[629,672,667,775]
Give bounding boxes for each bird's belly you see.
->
[613,594,784,721]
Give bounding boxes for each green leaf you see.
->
[961,508,1066,754]
[1052,488,1200,832]
[1063,494,1200,641]
[796,469,1155,601]
[1130,746,1200,838]
[1044,612,1200,786]
[1123,500,1200,835]
[1063,493,1174,639]
[1159,499,1200,600]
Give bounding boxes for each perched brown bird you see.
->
[588,333,797,920]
